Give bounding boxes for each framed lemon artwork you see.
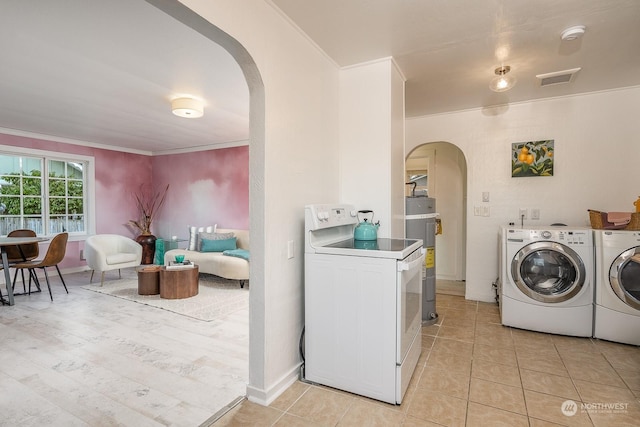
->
[512,140,554,178]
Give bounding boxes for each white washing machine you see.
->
[594,230,640,346]
[500,226,594,337]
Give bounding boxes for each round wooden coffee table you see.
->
[137,265,161,295]
[159,265,199,299]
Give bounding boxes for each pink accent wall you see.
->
[151,146,249,238]
[0,133,248,270]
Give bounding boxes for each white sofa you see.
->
[164,228,249,288]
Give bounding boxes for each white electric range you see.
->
[303,204,423,404]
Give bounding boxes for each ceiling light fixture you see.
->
[489,65,516,92]
[561,25,586,41]
[171,97,204,118]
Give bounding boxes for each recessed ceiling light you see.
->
[171,97,204,118]
[561,26,586,41]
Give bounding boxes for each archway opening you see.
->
[406,142,467,296]
[146,0,266,410]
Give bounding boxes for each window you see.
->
[0,146,94,237]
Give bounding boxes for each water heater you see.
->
[406,195,438,325]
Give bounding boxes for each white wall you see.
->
[339,58,406,237]
[407,87,640,302]
[179,0,341,404]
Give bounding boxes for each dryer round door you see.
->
[609,247,640,310]
[511,241,586,303]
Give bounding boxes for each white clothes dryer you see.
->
[500,226,594,337]
[594,230,640,346]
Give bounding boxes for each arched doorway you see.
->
[406,142,467,296]
[146,0,267,403]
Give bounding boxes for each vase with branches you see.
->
[129,183,169,235]
[129,184,169,264]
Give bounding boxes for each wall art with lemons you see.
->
[512,140,554,177]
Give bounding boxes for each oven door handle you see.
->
[397,248,425,272]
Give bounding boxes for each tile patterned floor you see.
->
[0,269,248,426]
[215,294,640,426]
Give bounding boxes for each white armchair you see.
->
[85,234,142,286]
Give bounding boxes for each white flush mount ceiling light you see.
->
[561,25,586,41]
[171,97,204,118]
[490,65,516,92]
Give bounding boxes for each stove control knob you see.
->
[350,210,357,217]
[541,230,552,239]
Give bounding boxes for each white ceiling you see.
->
[2,1,639,154]
[272,0,640,117]
[0,0,249,154]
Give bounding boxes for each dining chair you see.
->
[12,232,69,301]
[5,229,40,293]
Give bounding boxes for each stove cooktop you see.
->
[326,238,420,252]
[311,237,423,260]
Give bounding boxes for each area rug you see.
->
[81,274,249,322]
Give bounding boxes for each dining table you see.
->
[0,236,49,306]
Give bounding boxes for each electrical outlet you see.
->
[519,208,528,220]
[531,208,540,220]
[482,192,490,202]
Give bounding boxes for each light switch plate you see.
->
[287,240,294,259]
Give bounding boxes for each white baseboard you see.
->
[245,363,301,406]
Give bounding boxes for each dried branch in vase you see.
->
[128,183,169,235]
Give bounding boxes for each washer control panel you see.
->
[504,227,592,246]
[530,229,590,245]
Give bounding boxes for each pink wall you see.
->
[0,133,248,270]
[151,146,249,238]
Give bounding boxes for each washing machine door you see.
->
[511,241,585,303]
[609,247,640,310]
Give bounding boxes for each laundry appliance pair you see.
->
[499,225,640,345]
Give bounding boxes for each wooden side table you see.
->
[137,265,161,295]
[159,265,199,299]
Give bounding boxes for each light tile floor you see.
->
[215,294,640,426]
[435,279,465,297]
[0,269,248,427]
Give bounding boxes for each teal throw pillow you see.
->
[201,237,237,252]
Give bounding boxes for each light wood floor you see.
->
[0,268,248,427]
